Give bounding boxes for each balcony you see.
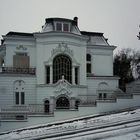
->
[0,67,36,75]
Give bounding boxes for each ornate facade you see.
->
[0,17,121,120]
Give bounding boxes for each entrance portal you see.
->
[56,96,70,109]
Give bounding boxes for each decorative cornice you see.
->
[36,41,86,48]
[37,83,87,88]
[34,31,88,41]
[87,75,120,80]
[87,45,116,50]
[2,35,35,42]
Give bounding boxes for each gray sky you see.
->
[0,0,140,52]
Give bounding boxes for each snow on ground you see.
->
[0,109,140,140]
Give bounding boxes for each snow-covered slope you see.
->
[1,109,140,140]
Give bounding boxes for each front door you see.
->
[56,96,70,109]
[44,100,49,113]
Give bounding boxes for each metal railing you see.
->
[116,93,133,98]
[1,67,36,75]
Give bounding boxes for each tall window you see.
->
[21,92,25,104]
[53,55,72,83]
[75,67,79,84]
[14,80,25,105]
[46,66,50,84]
[86,54,91,73]
[15,92,19,104]
[15,92,25,105]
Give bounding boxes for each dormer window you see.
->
[56,23,62,31]
[63,23,69,32]
[55,22,70,32]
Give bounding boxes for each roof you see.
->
[45,17,78,26]
[81,31,103,36]
[6,32,34,37]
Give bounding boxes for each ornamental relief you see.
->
[51,42,73,57]
[44,42,80,66]
[54,76,72,96]
[16,45,27,50]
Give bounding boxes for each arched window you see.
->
[14,80,25,105]
[86,54,91,73]
[53,55,72,83]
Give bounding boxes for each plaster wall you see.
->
[0,76,36,107]
[4,39,36,67]
[87,77,118,95]
[90,48,113,76]
[36,35,87,85]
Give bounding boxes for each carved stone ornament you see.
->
[16,45,27,50]
[54,76,72,96]
[51,42,73,57]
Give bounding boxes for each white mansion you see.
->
[0,17,140,125]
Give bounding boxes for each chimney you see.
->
[73,17,78,26]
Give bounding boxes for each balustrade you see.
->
[1,67,36,75]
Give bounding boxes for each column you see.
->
[0,58,2,72]
[0,58,2,66]
[50,96,55,114]
[50,65,53,84]
[72,66,75,85]
[70,97,75,109]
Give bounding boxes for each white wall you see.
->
[0,75,36,107]
[88,47,114,76]
[4,38,36,67]
[36,33,87,85]
[87,77,119,96]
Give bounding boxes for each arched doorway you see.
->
[44,100,49,113]
[56,96,70,109]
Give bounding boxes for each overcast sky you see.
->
[0,0,140,52]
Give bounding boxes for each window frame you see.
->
[46,66,50,84]
[15,92,19,105]
[55,22,70,32]
[53,55,72,84]
[86,54,92,73]
[15,92,25,105]
[21,92,25,105]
